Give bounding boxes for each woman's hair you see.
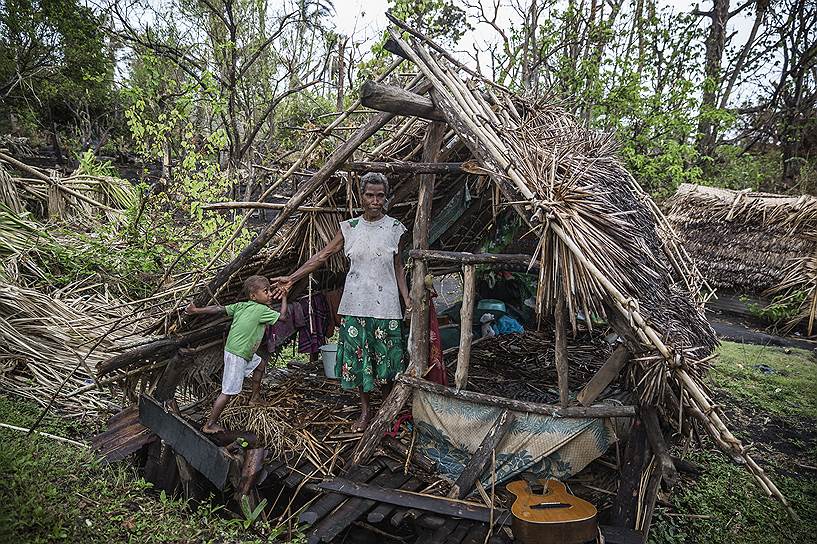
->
[359,172,390,196]
[243,275,269,295]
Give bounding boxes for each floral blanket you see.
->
[413,388,617,487]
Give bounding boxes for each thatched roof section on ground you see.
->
[665,183,817,294]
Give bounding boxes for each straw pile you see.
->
[0,283,148,417]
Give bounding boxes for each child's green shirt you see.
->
[224,301,280,360]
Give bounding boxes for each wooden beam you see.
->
[410,121,446,375]
[352,381,414,465]
[577,344,630,406]
[299,464,383,525]
[382,435,437,473]
[399,375,637,418]
[554,296,570,408]
[318,478,511,524]
[308,470,411,543]
[455,265,476,390]
[448,409,515,499]
[343,160,468,175]
[409,249,538,269]
[360,80,446,122]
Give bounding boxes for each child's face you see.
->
[250,285,272,304]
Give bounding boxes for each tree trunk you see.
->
[696,0,731,158]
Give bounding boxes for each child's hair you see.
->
[243,275,269,296]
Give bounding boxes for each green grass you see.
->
[650,341,817,543]
[709,342,817,419]
[0,395,296,543]
[649,451,817,544]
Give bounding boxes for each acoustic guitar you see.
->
[506,479,598,544]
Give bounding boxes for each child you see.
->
[185,275,287,434]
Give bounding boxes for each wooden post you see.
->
[455,264,476,390]
[409,121,446,375]
[610,418,650,529]
[554,295,570,408]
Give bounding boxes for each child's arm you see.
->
[185,302,227,316]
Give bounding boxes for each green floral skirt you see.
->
[335,315,405,392]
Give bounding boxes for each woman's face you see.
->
[361,182,387,214]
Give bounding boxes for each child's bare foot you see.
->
[350,413,370,433]
[202,422,225,434]
[249,395,266,406]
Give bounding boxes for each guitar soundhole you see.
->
[530,503,571,510]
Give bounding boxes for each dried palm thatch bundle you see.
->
[0,152,136,222]
[0,282,147,417]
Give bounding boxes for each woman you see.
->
[272,173,410,432]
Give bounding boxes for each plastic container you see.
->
[319,344,339,379]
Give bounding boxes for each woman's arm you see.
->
[272,229,344,297]
[394,252,410,309]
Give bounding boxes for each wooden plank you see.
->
[577,344,630,406]
[446,520,473,544]
[409,120,447,375]
[299,464,383,525]
[308,470,412,543]
[399,375,637,418]
[318,478,506,523]
[600,525,644,544]
[352,384,413,465]
[643,406,678,487]
[554,296,570,408]
[138,394,232,489]
[360,80,446,122]
[448,410,515,500]
[367,478,424,523]
[456,264,476,390]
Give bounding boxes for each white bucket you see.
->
[319,344,339,379]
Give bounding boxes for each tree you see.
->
[0,0,114,155]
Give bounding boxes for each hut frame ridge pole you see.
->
[455,264,476,390]
[409,120,446,375]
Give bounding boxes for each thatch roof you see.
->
[665,183,817,293]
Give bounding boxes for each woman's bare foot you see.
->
[202,422,225,434]
[350,413,370,433]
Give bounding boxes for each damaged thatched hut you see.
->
[666,183,817,334]
[91,17,793,544]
